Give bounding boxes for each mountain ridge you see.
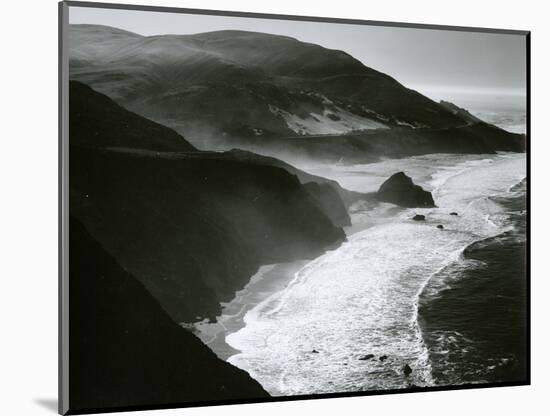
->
[69,23,481,154]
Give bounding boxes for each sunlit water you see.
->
[225,153,526,396]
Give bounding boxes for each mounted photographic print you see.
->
[59,1,530,414]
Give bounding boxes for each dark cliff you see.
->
[69,81,346,323]
[69,81,195,152]
[68,216,269,412]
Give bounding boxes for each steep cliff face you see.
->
[70,147,345,322]
[69,81,346,323]
[377,172,435,208]
[195,148,358,224]
[68,216,269,412]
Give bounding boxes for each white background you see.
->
[0,0,547,415]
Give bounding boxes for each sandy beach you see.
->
[193,260,310,360]
[192,204,395,361]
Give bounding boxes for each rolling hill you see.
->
[69,81,347,323]
[68,24,524,161]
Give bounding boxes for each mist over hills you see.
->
[70,75,195,151]
[68,79,359,409]
[67,24,525,161]
[69,81,347,323]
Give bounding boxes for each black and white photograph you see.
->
[59,1,528,413]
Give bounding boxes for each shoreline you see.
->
[197,161,526,390]
[193,215,374,361]
[418,226,527,384]
[194,260,310,360]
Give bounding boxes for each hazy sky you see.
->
[69,6,527,100]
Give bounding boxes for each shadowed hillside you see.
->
[70,80,195,151]
[69,81,346,323]
[69,216,269,412]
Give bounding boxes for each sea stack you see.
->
[377,172,435,208]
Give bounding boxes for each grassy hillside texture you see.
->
[67,24,525,159]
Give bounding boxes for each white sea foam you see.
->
[226,153,526,396]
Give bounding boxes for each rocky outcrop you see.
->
[377,172,435,208]
[68,217,268,412]
[412,214,426,221]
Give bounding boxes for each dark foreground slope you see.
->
[69,82,346,322]
[69,216,268,412]
[70,147,345,322]
[70,79,195,152]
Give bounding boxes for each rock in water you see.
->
[359,354,375,360]
[379,355,389,361]
[412,214,426,221]
[450,212,459,216]
[403,364,413,376]
[437,224,444,230]
[311,349,319,354]
[377,172,435,208]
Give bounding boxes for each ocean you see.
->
[426,91,527,135]
[224,152,527,396]
[419,178,527,385]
